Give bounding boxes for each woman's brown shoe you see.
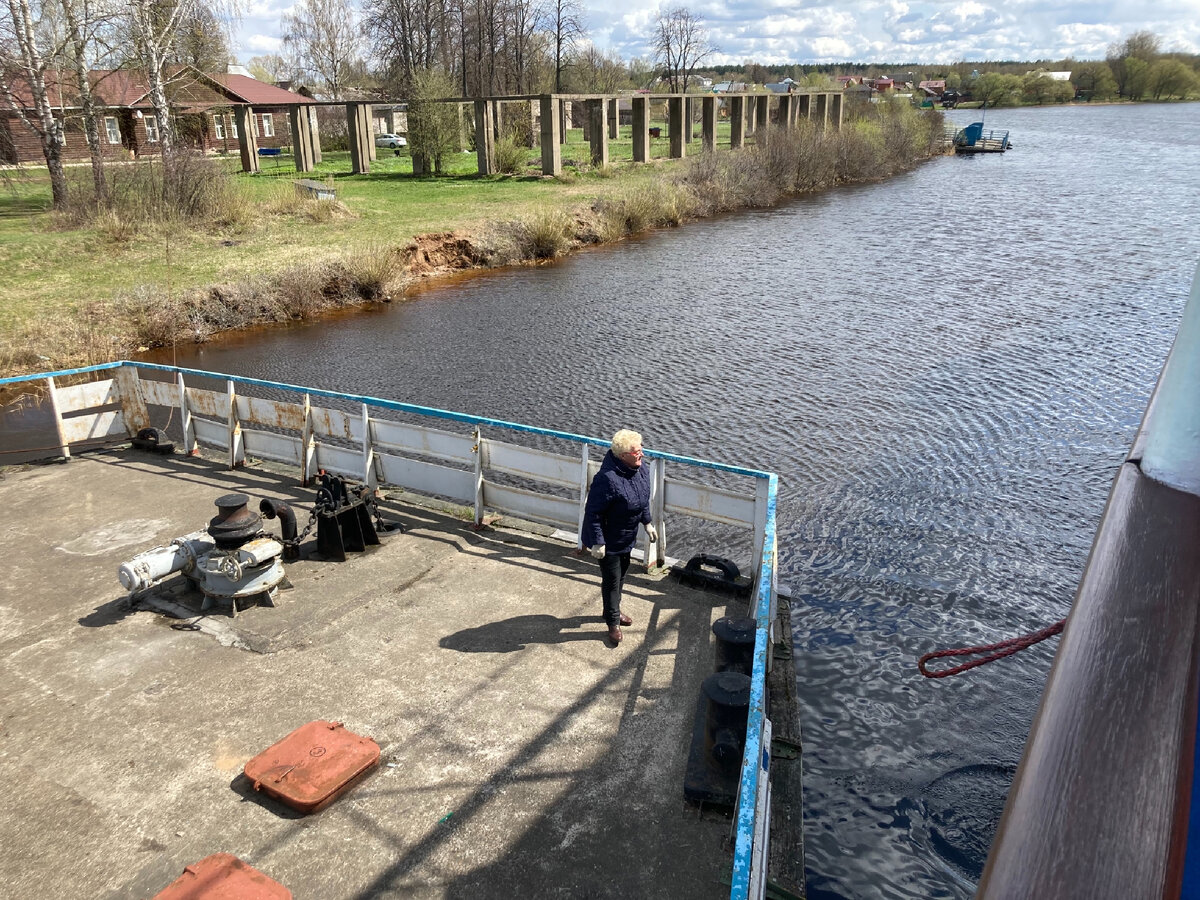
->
[608,625,623,644]
[619,613,633,626]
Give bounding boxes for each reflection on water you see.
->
[8,102,1200,898]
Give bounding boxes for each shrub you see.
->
[494,135,527,175]
[519,208,572,259]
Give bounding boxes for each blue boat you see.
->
[954,120,1011,153]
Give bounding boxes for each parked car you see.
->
[375,133,407,149]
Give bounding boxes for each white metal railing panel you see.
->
[192,416,229,449]
[315,442,363,478]
[138,378,176,408]
[57,378,119,412]
[235,395,307,431]
[376,453,476,504]
[371,418,475,464]
[185,387,231,420]
[663,477,757,528]
[62,410,126,443]
[242,428,303,466]
[483,482,578,529]
[483,439,580,488]
[309,404,361,441]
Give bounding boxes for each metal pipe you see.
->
[259,498,298,561]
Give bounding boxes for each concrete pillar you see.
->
[457,103,467,151]
[587,98,608,167]
[386,109,396,133]
[755,95,769,144]
[730,96,745,149]
[701,96,716,151]
[816,93,829,128]
[539,95,561,176]
[492,100,503,145]
[346,103,370,174]
[632,94,650,163]
[364,105,376,161]
[777,95,792,131]
[235,106,259,173]
[308,106,322,164]
[668,95,686,159]
[747,94,757,134]
[289,105,313,172]
[831,92,844,129]
[798,94,812,121]
[607,98,619,140]
[529,99,539,148]
[474,99,495,174]
[559,100,568,144]
[684,96,694,143]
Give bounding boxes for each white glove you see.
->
[589,544,606,559]
[646,523,657,543]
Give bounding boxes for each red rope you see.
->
[918,618,1066,678]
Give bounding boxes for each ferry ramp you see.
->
[0,448,748,899]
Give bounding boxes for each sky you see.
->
[233,0,1200,68]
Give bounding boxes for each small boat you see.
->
[954,120,1011,153]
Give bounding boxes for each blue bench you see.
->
[257,147,282,157]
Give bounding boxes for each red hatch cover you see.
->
[244,720,380,814]
[152,852,290,899]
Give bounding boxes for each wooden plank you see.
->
[62,410,126,443]
[235,395,306,431]
[663,478,756,528]
[483,439,579,487]
[483,482,577,529]
[372,418,475,463]
[376,453,475,504]
[56,378,119,413]
[243,428,303,466]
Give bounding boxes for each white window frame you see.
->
[261,113,274,137]
[143,117,159,143]
[104,116,120,144]
[213,115,225,140]
[229,116,238,139]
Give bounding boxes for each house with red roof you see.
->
[0,66,315,165]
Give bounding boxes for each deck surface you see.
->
[0,449,746,899]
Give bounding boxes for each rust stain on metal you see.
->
[186,388,229,419]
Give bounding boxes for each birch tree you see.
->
[0,0,69,205]
[281,0,360,99]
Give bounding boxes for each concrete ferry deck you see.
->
[0,447,781,898]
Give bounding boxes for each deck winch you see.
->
[118,493,290,615]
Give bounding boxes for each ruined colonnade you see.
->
[231,91,845,178]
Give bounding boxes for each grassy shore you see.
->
[0,105,946,376]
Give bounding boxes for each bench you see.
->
[294,179,336,200]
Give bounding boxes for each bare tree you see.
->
[246,53,297,83]
[126,0,200,158]
[0,0,69,205]
[1106,30,1161,98]
[652,5,713,93]
[59,0,112,202]
[363,0,451,93]
[170,5,231,71]
[547,0,580,91]
[281,0,360,99]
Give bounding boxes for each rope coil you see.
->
[918,618,1066,678]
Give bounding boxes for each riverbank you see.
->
[0,103,946,378]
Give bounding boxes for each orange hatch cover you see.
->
[243,720,380,814]
[152,852,291,899]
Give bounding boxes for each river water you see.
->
[8,102,1200,897]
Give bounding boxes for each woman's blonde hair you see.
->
[611,429,643,456]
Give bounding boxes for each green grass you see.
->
[0,132,693,334]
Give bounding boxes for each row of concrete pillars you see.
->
[233,92,845,179]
